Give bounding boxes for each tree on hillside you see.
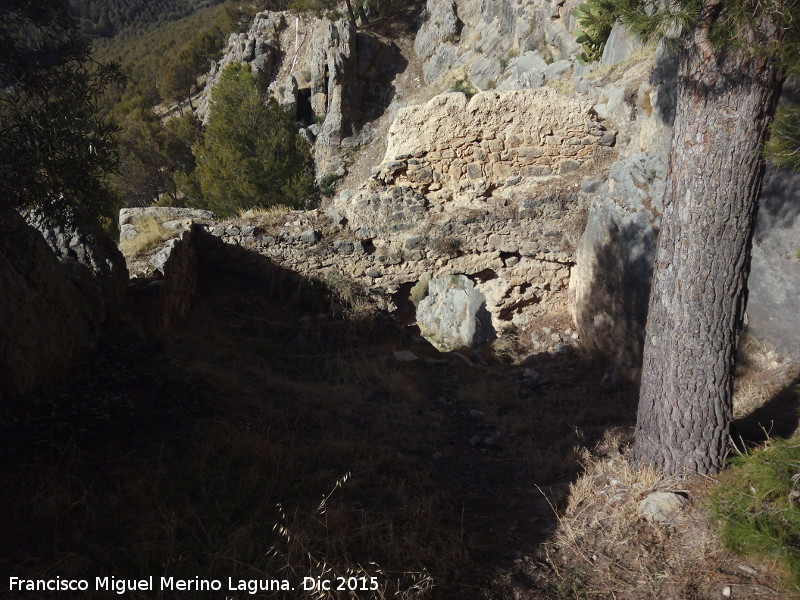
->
[189,63,317,216]
[605,0,799,475]
[0,0,120,221]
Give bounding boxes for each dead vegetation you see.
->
[3,231,799,600]
[118,215,175,256]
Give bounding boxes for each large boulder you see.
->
[417,274,495,351]
[0,207,103,402]
[573,153,665,371]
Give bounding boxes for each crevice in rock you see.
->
[470,268,498,283]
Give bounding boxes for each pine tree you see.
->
[189,63,318,216]
[607,0,800,475]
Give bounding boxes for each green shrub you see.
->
[451,78,477,100]
[573,1,617,65]
[319,172,342,197]
[709,428,800,592]
[190,63,318,217]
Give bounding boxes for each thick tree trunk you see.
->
[632,14,784,476]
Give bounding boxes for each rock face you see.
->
[311,18,360,174]
[417,274,495,351]
[573,153,665,370]
[25,205,129,323]
[196,12,285,122]
[377,89,613,205]
[415,0,459,62]
[568,46,677,373]
[601,24,642,66]
[196,10,392,176]
[745,166,800,359]
[0,207,102,401]
[414,0,582,87]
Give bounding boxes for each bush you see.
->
[451,78,477,100]
[573,1,617,65]
[190,63,318,217]
[319,172,342,197]
[709,429,800,592]
[1,1,120,223]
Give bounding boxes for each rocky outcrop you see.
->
[415,0,459,62]
[196,10,390,177]
[572,153,665,371]
[743,166,800,360]
[311,18,360,174]
[0,207,103,401]
[25,204,129,323]
[568,45,676,373]
[415,0,582,87]
[376,89,614,205]
[196,12,285,122]
[417,274,495,351]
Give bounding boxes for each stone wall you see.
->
[200,178,583,340]
[375,90,614,204]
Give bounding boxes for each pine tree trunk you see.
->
[632,14,784,476]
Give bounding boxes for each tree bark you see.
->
[632,13,784,476]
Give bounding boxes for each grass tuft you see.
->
[409,276,430,308]
[119,215,174,256]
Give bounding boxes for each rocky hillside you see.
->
[178,0,798,369]
[2,2,800,600]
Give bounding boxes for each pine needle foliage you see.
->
[710,434,800,592]
[766,104,800,171]
[611,0,800,67]
[189,63,318,217]
[608,1,800,179]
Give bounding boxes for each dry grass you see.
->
[237,204,296,228]
[581,45,655,83]
[543,435,725,599]
[734,334,799,419]
[546,70,577,97]
[320,272,379,320]
[119,215,174,256]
